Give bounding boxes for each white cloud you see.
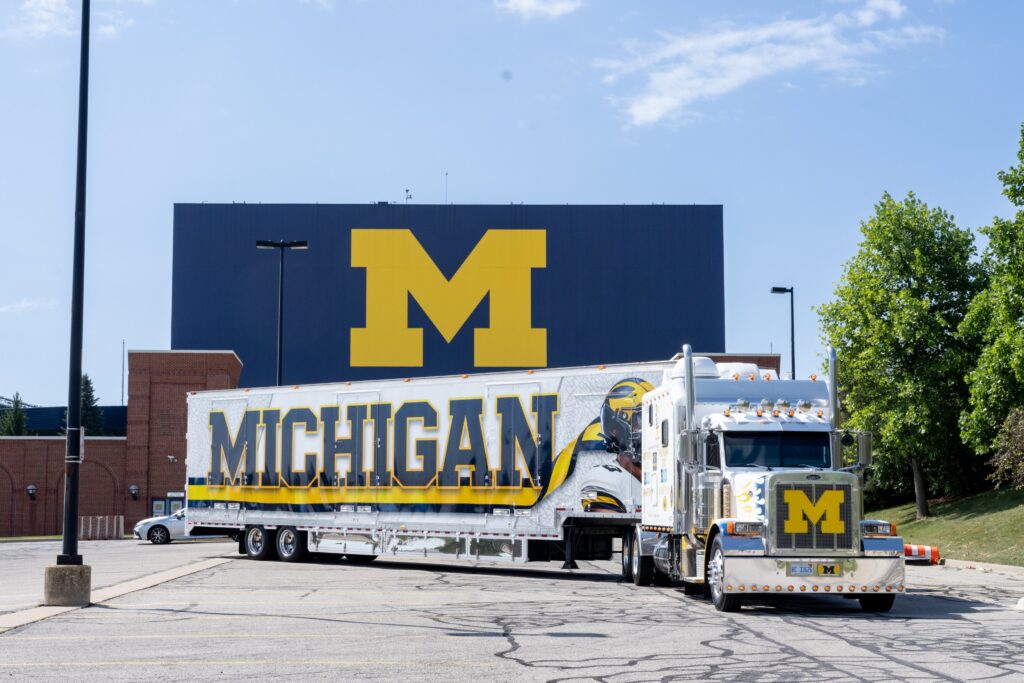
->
[0,298,57,314]
[95,10,134,39]
[495,0,583,21]
[598,0,943,126]
[2,0,76,40]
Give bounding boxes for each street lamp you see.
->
[256,240,308,385]
[771,286,795,380]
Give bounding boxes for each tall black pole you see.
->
[60,0,90,566]
[276,245,284,386]
[789,289,795,380]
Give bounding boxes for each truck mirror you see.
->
[858,432,873,467]
[841,431,855,447]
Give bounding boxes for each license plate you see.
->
[788,562,813,576]
[816,563,842,576]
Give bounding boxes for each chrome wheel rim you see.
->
[709,547,725,603]
[279,529,295,556]
[248,528,264,554]
[151,528,167,543]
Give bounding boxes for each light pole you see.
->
[256,240,308,385]
[45,0,92,607]
[771,286,795,379]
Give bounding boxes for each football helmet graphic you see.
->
[599,378,654,458]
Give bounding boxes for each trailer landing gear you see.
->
[562,525,580,570]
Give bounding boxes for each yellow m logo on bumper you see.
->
[783,489,845,534]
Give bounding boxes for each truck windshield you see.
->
[723,433,830,469]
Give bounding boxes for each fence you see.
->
[79,515,125,540]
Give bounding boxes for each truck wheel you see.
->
[148,526,171,545]
[707,538,742,612]
[621,530,634,581]
[275,527,307,563]
[858,594,896,613]
[244,526,277,561]
[631,532,654,586]
[345,554,377,564]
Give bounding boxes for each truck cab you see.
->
[630,346,904,612]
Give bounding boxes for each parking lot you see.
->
[1,540,1024,681]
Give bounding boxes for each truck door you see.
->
[641,393,677,529]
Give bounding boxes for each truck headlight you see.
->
[726,521,764,536]
[861,521,897,537]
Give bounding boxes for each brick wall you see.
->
[0,350,241,537]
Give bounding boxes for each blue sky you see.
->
[1,0,1022,406]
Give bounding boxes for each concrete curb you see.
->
[0,556,235,635]
[939,558,1024,578]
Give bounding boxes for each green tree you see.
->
[0,393,29,436]
[818,192,985,518]
[989,408,1024,489]
[960,124,1024,454]
[81,374,104,436]
[62,374,105,436]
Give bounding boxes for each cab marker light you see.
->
[873,586,880,592]
[756,409,764,417]
[738,585,745,592]
[732,372,740,381]
[772,410,780,417]
[886,586,893,592]
[726,585,733,591]
[799,585,807,592]
[810,374,818,381]
[824,586,831,592]
[727,521,763,536]
[749,373,756,381]
[775,585,782,592]
[788,410,796,417]
[817,410,824,418]
[723,408,731,417]
[836,586,843,592]
[787,586,794,592]
[812,586,819,592]
[763,373,772,381]
[763,585,770,592]
[751,585,758,592]
[861,586,868,592]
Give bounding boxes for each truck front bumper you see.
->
[722,556,905,595]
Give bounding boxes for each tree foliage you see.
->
[960,124,1024,454]
[989,408,1024,490]
[818,192,985,513]
[0,393,29,436]
[81,374,104,436]
[62,374,105,436]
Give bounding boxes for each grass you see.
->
[869,487,1024,567]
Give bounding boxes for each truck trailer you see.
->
[185,346,904,612]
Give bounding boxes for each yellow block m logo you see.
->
[351,229,546,368]
[783,489,845,534]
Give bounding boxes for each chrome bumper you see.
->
[722,556,905,595]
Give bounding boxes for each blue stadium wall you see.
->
[171,203,725,388]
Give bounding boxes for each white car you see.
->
[134,509,188,544]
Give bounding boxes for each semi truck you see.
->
[185,346,904,612]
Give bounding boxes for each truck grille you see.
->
[771,482,855,554]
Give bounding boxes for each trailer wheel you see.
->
[631,532,654,586]
[244,525,277,561]
[275,527,307,563]
[858,594,895,613]
[344,554,377,564]
[707,538,742,612]
[621,530,634,581]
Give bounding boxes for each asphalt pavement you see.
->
[1,540,1023,681]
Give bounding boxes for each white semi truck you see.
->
[185,346,904,612]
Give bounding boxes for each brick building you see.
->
[0,351,240,537]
